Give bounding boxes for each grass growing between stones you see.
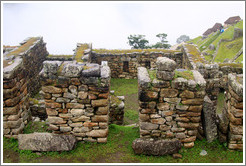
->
[216,92,225,114]
[23,121,50,134]
[185,44,205,63]
[3,124,243,163]
[93,48,180,54]
[174,70,194,80]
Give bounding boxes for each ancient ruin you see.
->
[3,37,243,155]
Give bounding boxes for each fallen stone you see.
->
[132,138,181,156]
[156,57,177,71]
[18,133,76,151]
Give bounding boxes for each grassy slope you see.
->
[187,36,202,45]
[188,20,243,63]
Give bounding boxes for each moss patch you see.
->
[218,63,243,68]
[185,44,205,63]
[148,70,157,81]
[75,44,89,62]
[174,70,194,80]
[93,48,180,54]
[111,95,122,106]
[48,54,73,58]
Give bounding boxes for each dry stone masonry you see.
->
[135,57,206,152]
[39,60,111,143]
[3,37,48,139]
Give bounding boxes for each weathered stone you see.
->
[141,109,156,114]
[98,92,109,99]
[61,63,84,77]
[228,143,243,151]
[42,86,62,94]
[151,118,166,124]
[100,65,111,78]
[91,115,108,122]
[160,125,171,131]
[157,103,169,111]
[229,123,243,135]
[171,77,188,90]
[175,117,190,122]
[82,64,100,77]
[91,99,108,107]
[188,105,203,112]
[140,122,159,130]
[182,99,203,105]
[138,67,151,88]
[176,104,189,111]
[86,129,108,138]
[78,91,88,100]
[18,133,76,151]
[132,138,181,155]
[181,136,196,143]
[183,142,194,148]
[45,102,61,108]
[156,71,175,80]
[202,96,217,143]
[173,153,182,159]
[150,114,161,119]
[56,97,70,103]
[3,105,19,115]
[96,106,108,115]
[160,88,178,98]
[73,127,89,133]
[179,90,194,99]
[47,117,66,124]
[139,113,150,122]
[175,132,186,139]
[98,138,107,143]
[156,57,177,71]
[83,122,98,127]
[71,116,90,122]
[71,109,85,116]
[66,103,84,109]
[60,126,72,132]
[152,79,170,88]
[164,98,181,104]
[46,108,58,116]
[4,96,20,107]
[69,122,83,127]
[69,85,78,95]
[177,122,199,129]
[139,91,158,102]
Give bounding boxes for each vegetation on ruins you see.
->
[176,35,190,44]
[75,44,89,62]
[92,48,179,54]
[174,70,194,80]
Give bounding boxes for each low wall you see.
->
[39,61,111,143]
[91,50,183,79]
[3,37,48,138]
[137,57,206,148]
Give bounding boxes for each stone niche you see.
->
[136,57,206,150]
[3,37,48,139]
[39,60,111,143]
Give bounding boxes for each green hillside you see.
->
[187,20,243,63]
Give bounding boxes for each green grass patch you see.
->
[29,98,39,105]
[235,54,243,63]
[123,110,139,125]
[93,48,181,54]
[214,37,243,63]
[23,121,49,134]
[216,92,225,114]
[218,63,243,68]
[148,70,157,81]
[110,95,122,106]
[174,70,194,80]
[3,124,243,163]
[48,54,73,58]
[199,32,220,51]
[110,78,138,96]
[187,36,202,45]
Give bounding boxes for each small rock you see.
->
[173,153,182,159]
[200,150,207,156]
[34,117,40,122]
[36,152,42,156]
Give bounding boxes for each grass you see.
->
[235,54,243,63]
[174,70,194,80]
[216,92,225,114]
[110,78,138,96]
[199,31,220,51]
[48,54,73,58]
[3,124,243,163]
[187,36,202,45]
[110,95,122,106]
[148,70,157,81]
[214,37,243,63]
[93,48,181,54]
[185,44,205,63]
[218,63,243,68]
[23,121,50,134]
[75,44,89,62]
[123,110,139,125]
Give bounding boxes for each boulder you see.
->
[209,44,215,50]
[132,138,181,156]
[18,133,76,151]
[156,57,177,71]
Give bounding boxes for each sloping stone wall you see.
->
[137,57,206,148]
[217,74,243,151]
[39,61,111,143]
[91,51,183,79]
[3,37,48,138]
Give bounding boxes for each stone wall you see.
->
[39,60,111,143]
[91,51,183,79]
[137,57,206,148]
[3,37,48,138]
[109,95,125,125]
[217,73,243,151]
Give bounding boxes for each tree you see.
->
[152,33,171,49]
[176,35,190,44]
[127,34,149,49]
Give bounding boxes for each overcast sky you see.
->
[2,1,245,55]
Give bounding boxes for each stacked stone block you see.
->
[109,95,125,125]
[91,51,183,79]
[137,57,206,148]
[3,37,48,138]
[218,74,243,151]
[39,60,111,143]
